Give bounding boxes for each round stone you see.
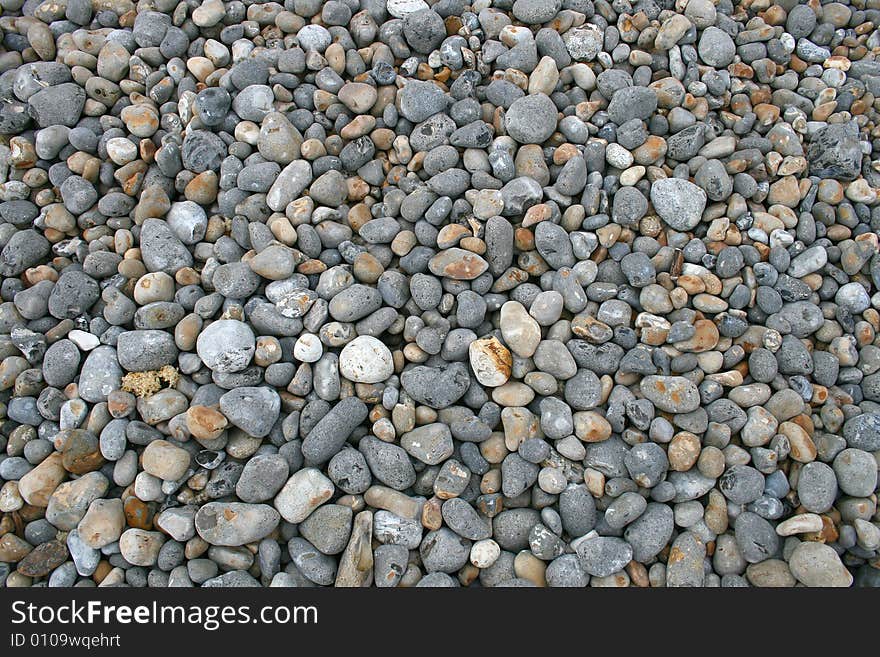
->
[504,94,558,144]
[339,336,395,383]
[196,320,256,373]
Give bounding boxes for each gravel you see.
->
[0,0,877,591]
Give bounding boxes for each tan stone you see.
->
[79,498,126,549]
[118,528,165,567]
[18,452,66,507]
[513,550,546,587]
[469,336,512,387]
[186,405,229,441]
[142,440,191,481]
[427,248,489,280]
[573,411,612,442]
[780,421,817,463]
[668,432,701,471]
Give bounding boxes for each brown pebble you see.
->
[16,540,68,577]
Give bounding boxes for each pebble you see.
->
[505,94,558,145]
[194,503,280,547]
[640,376,700,414]
[401,424,454,465]
[650,178,707,231]
[469,337,512,387]
[788,542,854,587]
[142,440,191,482]
[18,453,65,507]
[666,532,706,587]
[119,529,165,567]
[698,27,736,68]
[236,455,290,504]
[302,397,369,464]
[46,472,108,531]
[196,320,256,373]
[420,528,470,574]
[797,462,839,513]
[734,512,779,564]
[398,81,448,123]
[339,336,394,383]
[219,387,280,438]
[576,536,633,577]
[77,499,125,549]
[17,541,68,578]
[274,468,334,524]
[0,0,875,591]
[300,505,353,555]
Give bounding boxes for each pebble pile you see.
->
[0,0,879,589]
